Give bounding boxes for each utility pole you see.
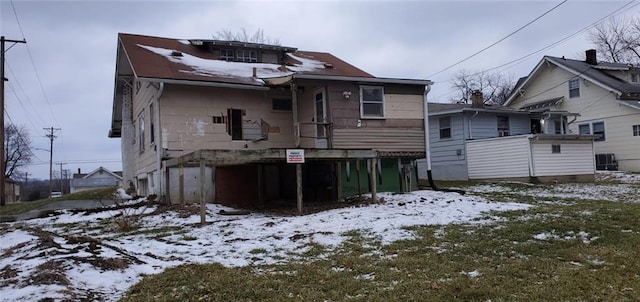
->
[44,127,61,198]
[1,36,26,206]
[57,162,66,193]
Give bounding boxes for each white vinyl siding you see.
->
[531,142,595,176]
[466,136,531,179]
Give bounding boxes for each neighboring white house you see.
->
[505,49,640,172]
[70,167,123,193]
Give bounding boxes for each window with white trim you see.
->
[236,50,257,63]
[633,124,640,136]
[360,86,384,118]
[220,49,234,61]
[568,78,580,98]
[439,116,451,139]
[578,121,605,141]
[497,116,509,137]
[138,112,145,152]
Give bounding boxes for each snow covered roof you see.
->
[117,33,374,87]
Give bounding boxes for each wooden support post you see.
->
[356,159,362,198]
[179,164,185,205]
[199,159,206,225]
[370,158,377,203]
[296,163,303,215]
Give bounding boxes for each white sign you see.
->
[286,149,305,163]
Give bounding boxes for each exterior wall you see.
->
[330,83,425,152]
[466,135,532,179]
[509,63,640,172]
[466,112,530,139]
[160,84,295,156]
[531,140,595,176]
[428,114,468,180]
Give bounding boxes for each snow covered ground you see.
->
[0,174,637,301]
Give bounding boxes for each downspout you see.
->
[423,85,465,195]
[155,82,165,202]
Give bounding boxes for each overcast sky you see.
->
[1,0,637,180]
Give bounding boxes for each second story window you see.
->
[220,49,234,61]
[568,78,580,98]
[360,86,384,118]
[631,73,640,83]
[579,121,605,142]
[139,113,145,152]
[237,50,258,63]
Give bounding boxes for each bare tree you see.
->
[588,16,640,64]
[5,124,32,180]
[450,69,515,105]
[213,28,281,45]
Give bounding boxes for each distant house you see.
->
[421,92,597,183]
[504,50,640,172]
[70,167,123,193]
[109,33,432,208]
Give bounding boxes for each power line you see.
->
[6,62,48,128]
[427,0,568,79]
[8,0,60,127]
[430,0,638,103]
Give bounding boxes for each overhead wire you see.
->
[430,0,639,103]
[6,62,48,129]
[427,0,568,79]
[8,0,60,127]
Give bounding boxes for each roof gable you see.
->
[505,55,640,105]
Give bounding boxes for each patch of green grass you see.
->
[0,188,118,216]
[122,183,640,301]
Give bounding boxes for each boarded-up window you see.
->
[439,116,451,139]
[272,98,292,111]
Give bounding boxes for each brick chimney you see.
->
[471,90,484,107]
[585,49,597,65]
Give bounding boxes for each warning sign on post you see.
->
[286,149,305,163]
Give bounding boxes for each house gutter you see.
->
[423,85,465,195]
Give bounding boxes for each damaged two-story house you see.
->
[109,33,432,209]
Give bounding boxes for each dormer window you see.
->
[220,49,234,61]
[237,50,258,63]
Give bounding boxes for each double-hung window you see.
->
[360,86,384,118]
[497,116,509,137]
[568,78,580,98]
[578,121,605,141]
[439,116,451,139]
[633,124,640,136]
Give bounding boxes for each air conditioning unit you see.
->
[595,153,618,171]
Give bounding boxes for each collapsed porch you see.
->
[163,148,388,214]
